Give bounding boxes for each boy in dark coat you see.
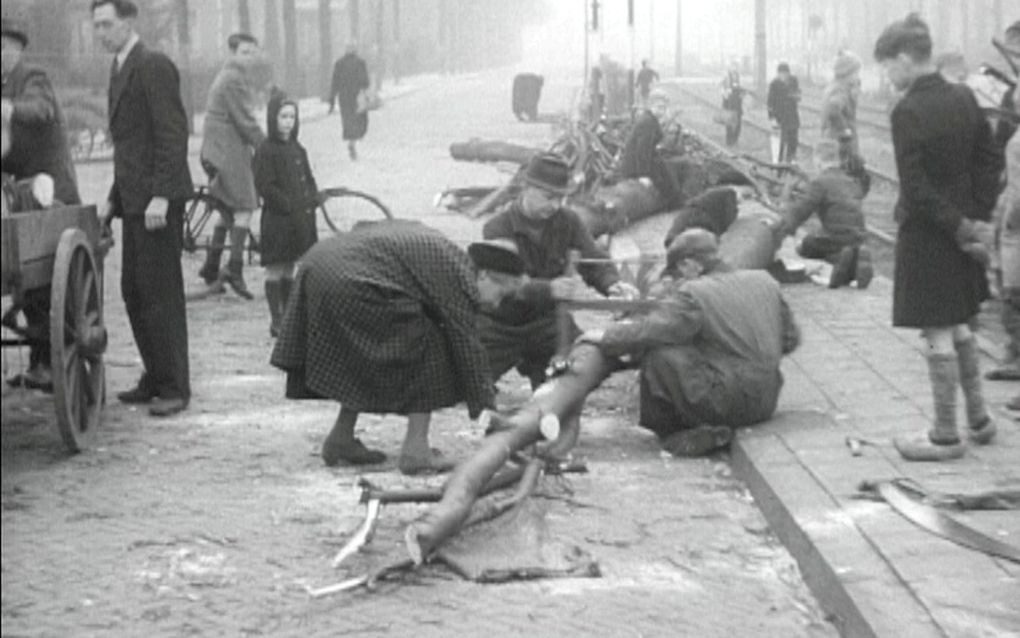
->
[874,13,1003,460]
[329,44,370,160]
[254,92,319,337]
[777,139,873,289]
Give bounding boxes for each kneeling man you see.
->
[580,229,801,456]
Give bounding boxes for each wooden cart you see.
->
[1,205,108,452]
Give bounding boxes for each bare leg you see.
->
[398,412,454,475]
[321,405,385,467]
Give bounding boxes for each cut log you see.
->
[574,178,667,238]
[404,344,619,564]
[717,209,784,270]
[450,139,541,165]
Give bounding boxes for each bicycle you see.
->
[182,184,392,255]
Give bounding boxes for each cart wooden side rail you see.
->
[1,205,108,452]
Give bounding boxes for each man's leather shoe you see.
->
[117,386,154,404]
[149,397,188,417]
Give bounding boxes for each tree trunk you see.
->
[754,0,766,98]
[238,0,252,33]
[319,0,332,101]
[349,0,360,42]
[674,0,683,76]
[281,0,298,94]
[449,139,541,165]
[264,0,281,74]
[374,0,386,87]
[176,0,194,133]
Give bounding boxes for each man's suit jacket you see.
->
[2,62,80,205]
[108,42,193,217]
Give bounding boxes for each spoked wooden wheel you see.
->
[50,229,107,452]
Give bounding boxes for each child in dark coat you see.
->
[254,92,320,336]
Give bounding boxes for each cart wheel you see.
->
[50,228,106,452]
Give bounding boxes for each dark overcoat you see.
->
[255,97,318,266]
[889,73,1002,328]
[2,61,80,205]
[330,53,370,141]
[200,58,265,211]
[270,221,494,418]
[766,75,800,130]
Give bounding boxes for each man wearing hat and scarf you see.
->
[2,16,81,391]
[576,228,800,457]
[480,151,637,390]
[271,220,553,475]
[874,13,1002,460]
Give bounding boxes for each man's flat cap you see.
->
[468,239,525,276]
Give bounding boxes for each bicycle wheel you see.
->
[182,191,222,253]
[318,188,392,234]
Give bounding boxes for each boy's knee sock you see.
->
[926,352,960,444]
[954,336,988,428]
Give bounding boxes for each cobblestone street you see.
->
[1,69,840,638]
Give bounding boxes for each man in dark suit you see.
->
[2,17,81,392]
[766,62,801,163]
[92,0,194,417]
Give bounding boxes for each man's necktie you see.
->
[111,57,120,79]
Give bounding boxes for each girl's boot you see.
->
[955,335,997,444]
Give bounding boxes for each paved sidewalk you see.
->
[731,272,1020,637]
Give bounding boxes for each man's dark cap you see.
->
[777,62,790,73]
[522,152,572,194]
[1,17,28,48]
[1007,20,1020,37]
[468,239,525,276]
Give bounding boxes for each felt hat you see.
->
[1,17,28,48]
[468,239,525,276]
[833,50,861,79]
[777,62,791,73]
[522,152,572,194]
[666,228,719,272]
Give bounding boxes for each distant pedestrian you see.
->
[329,43,370,160]
[777,140,872,289]
[197,32,269,299]
[993,21,1020,151]
[616,88,681,207]
[92,0,194,418]
[2,16,81,392]
[720,63,744,146]
[766,62,801,163]
[821,50,862,158]
[874,13,1003,460]
[254,92,319,337]
[588,66,605,122]
[635,59,660,103]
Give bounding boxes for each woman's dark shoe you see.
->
[322,437,386,467]
[117,385,155,404]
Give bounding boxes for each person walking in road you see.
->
[766,62,801,163]
[2,16,81,392]
[254,92,319,337]
[635,59,660,104]
[92,0,194,417]
[197,32,269,300]
[720,63,744,147]
[821,50,862,158]
[329,43,370,160]
[874,13,1002,460]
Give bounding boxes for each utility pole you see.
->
[674,0,682,76]
[628,0,635,109]
[584,0,590,91]
[264,0,281,70]
[755,0,766,97]
[176,0,194,132]
[238,0,251,33]
[281,0,298,94]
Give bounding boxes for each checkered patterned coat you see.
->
[270,221,494,417]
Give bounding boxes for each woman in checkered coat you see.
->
[270,220,529,475]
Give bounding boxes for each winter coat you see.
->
[781,167,865,243]
[2,61,80,205]
[200,58,266,211]
[254,96,318,266]
[889,73,1003,327]
[270,220,494,418]
[598,269,798,431]
[820,82,858,155]
[331,53,370,141]
[767,75,801,130]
